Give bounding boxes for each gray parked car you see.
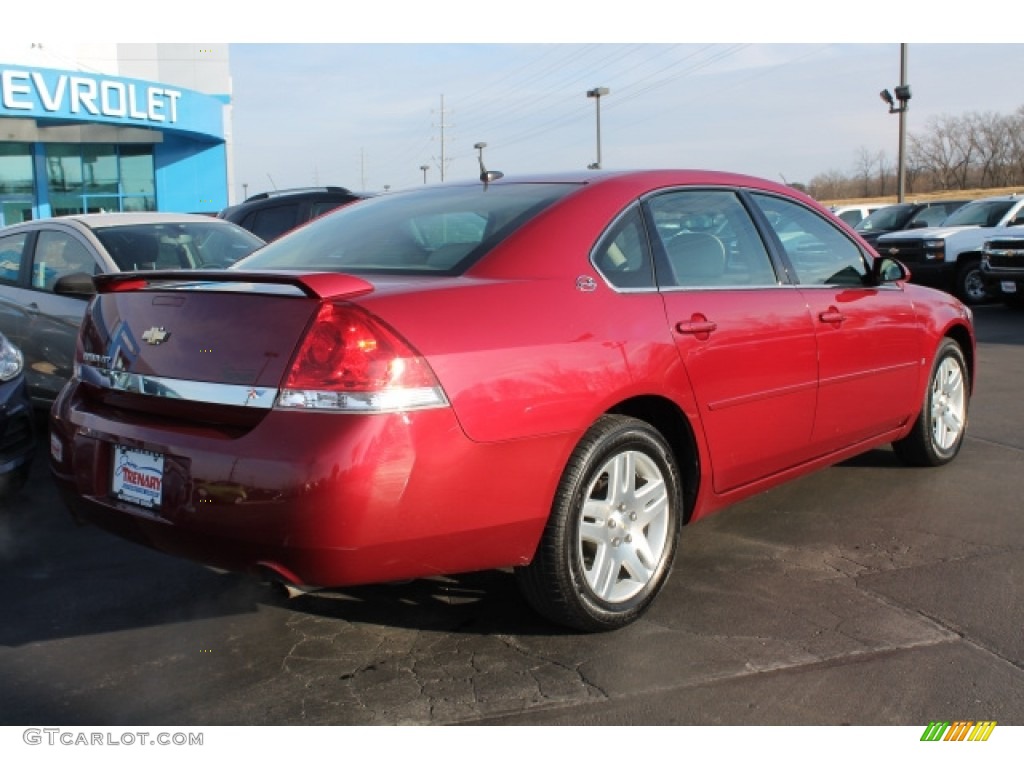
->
[0,213,264,406]
[0,332,34,497]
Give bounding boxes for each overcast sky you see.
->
[227,40,1024,198]
[36,1,1012,201]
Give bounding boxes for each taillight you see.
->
[277,303,448,412]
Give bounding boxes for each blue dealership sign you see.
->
[0,65,224,140]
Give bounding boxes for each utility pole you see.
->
[587,87,609,170]
[437,95,450,182]
[879,45,911,203]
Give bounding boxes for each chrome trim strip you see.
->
[79,365,278,409]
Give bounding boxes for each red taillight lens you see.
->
[279,303,447,412]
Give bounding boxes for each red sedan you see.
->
[50,170,974,631]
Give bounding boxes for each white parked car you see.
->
[830,204,890,227]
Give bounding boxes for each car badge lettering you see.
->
[142,327,170,345]
[576,275,597,292]
[83,352,112,366]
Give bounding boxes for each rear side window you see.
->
[0,232,28,284]
[236,183,578,275]
[591,206,654,289]
[646,189,778,288]
[245,204,301,241]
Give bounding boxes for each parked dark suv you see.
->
[217,186,368,242]
[854,200,970,246]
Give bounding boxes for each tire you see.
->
[955,260,989,305]
[0,464,30,499]
[892,339,969,467]
[516,415,683,632]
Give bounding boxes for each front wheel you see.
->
[893,339,969,466]
[516,415,683,632]
[955,260,990,305]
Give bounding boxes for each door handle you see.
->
[818,308,845,325]
[675,320,718,335]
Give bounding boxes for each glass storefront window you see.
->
[0,143,34,195]
[121,145,155,198]
[83,145,118,195]
[44,144,156,213]
[47,143,83,194]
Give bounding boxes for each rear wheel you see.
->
[516,415,683,632]
[893,339,969,466]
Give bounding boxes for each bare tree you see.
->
[808,170,849,200]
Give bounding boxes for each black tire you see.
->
[0,464,30,499]
[892,339,969,467]
[955,260,989,305]
[516,415,683,632]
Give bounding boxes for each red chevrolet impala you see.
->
[50,170,974,631]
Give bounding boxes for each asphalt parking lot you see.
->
[0,304,1021,726]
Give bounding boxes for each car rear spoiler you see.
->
[93,270,375,300]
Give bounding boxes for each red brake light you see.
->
[279,303,447,412]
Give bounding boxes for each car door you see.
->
[647,189,820,494]
[749,193,924,455]
[0,230,33,354]
[22,227,102,403]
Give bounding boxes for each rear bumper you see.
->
[50,382,570,586]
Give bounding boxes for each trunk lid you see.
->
[77,271,374,426]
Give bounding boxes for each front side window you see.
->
[31,231,98,291]
[0,232,29,284]
[752,194,868,287]
[646,189,778,288]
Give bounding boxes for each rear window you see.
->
[94,222,264,270]
[943,200,1015,227]
[234,183,578,275]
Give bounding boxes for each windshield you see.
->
[855,204,913,232]
[942,200,1015,228]
[95,222,264,270]
[233,183,579,275]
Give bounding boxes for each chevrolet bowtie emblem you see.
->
[142,327,170,345]
[888,247,899,256]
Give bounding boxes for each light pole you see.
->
[420,165,429,184]
[474,142,487,179]
[586,87,609,170]
[242,183,248,199]
[879,44,911,202]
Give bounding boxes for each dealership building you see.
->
[0,43,233,227]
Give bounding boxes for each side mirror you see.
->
[52,272,97,298]
[908,220,929,229]
[873,256,910,285]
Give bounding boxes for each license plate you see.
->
[112,445,165,509]
[1001,281,1017,294]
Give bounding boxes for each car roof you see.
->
[59,212,228,229]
